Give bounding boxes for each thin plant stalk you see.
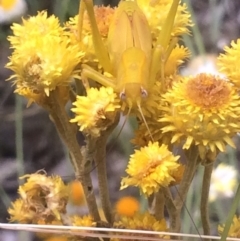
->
[47,88,100,221]
[95,135,113,224]
[94,113,119,224]
[201,162,213,239]
[154,190,165,221]
[172,146,200,232]
[15,95,24,184]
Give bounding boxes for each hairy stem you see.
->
[95,135,113,224]
[201,162,213,239]
[94,114,120,224]
[81,140,101,221]
[47,88,83,177]
[47,88,100,221]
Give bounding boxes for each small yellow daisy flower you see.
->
[70,87,120,137]
[160,73,240,159]
[0,0,27,24]
[6,11,83,99]
[218,215,240,238]
[121,142,180,196]
[112,212,168,241]
[115,196,140,217]
[218,39,240,89]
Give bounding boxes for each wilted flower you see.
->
[8,173,68,223]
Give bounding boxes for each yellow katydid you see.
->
[78,0,180,139]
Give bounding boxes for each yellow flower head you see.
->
[44,236,68,241]
[218,39,240,89]
[218,215,240,238]
[169,164,185,186]
[160,73,240,159]
[68,215,96,239]
[164,45,191,77]
[8,172,68,223]
[68,180,86,206]
[115,196,140,217]
[70,87,120,137]
[6,11,83,98]
[137,0,192,40]
[71,215,96,227]
[65,6,115,67]
[8,198,36,223]
[112,212,168,241]
[121,142,180,196]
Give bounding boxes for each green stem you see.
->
[94,114,120,224]
[95,135,113,224]
[201,163,213,239]
[220,184,240,241]
[81,140,101,222]
[15,95,24,184]
[48,90,82,177]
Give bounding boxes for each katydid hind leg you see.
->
[81,0,112,73]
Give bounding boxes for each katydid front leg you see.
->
[81,64,117,91]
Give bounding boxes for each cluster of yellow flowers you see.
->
[5,0,240,238]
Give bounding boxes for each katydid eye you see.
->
[120,91,126,100]
[141,88,148,98]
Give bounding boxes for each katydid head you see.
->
[119,84,154,142]
[119,83,148,108]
